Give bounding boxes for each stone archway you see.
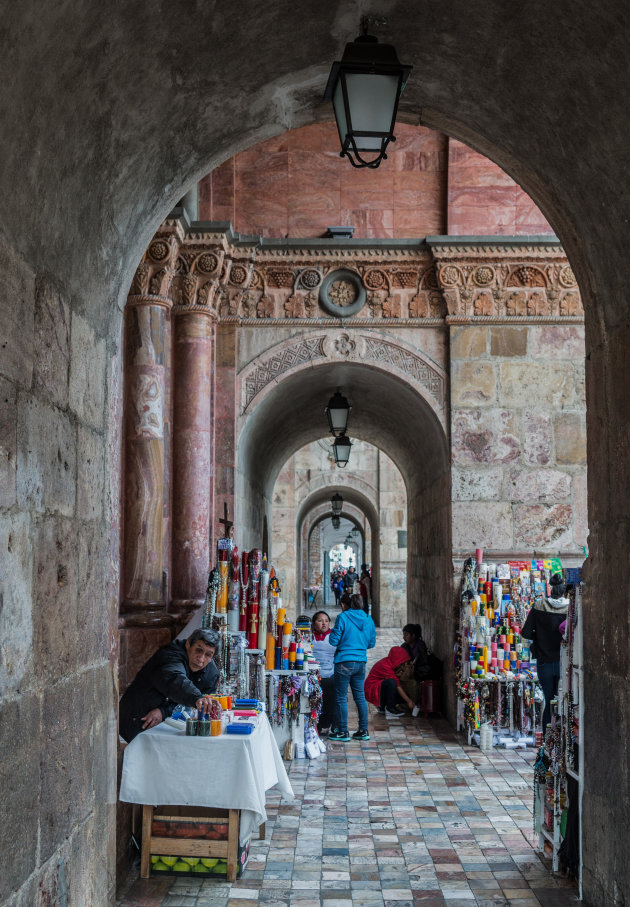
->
[4,4,630,902]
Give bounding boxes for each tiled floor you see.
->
[117,629,579,907]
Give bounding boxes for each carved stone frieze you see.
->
[243,336,327,407]
[132,223,583,323]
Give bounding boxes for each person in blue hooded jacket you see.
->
[328,593,377,742]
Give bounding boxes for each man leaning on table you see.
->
[119,629,220,742]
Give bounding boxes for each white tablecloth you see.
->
[119,713,293,844]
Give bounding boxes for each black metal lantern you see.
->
[324,20,412,170]
[331,492,343,515]
[325,389,351,437]
[333,433,352,468]
[331,514,341,530]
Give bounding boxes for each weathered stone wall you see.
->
[450,323,587,556]
[0,235,117,905]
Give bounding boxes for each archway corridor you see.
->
[117,628,579,907]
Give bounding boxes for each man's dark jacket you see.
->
[119,639,219,742]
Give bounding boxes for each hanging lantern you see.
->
[331,514,341,530]
[331,492,343,515]
[325,389,351,437]
[333,433,352,468]
[324,21,412,170]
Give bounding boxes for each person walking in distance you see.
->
[328,594,376,742]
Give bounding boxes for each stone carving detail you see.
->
[334,333,356,356]
[560,291,581,316]
[472,265,495,287]
[197,253,219,274]
[240,292,256,318]
[473,291,494,316]
[256,295,274,318]
[230,264,248,286]
[131,261,150,296]
[268,269,295,288]
[506,291,527,316]
[284,293,304,318]
[421,267,439,290]
[149,267,173,298]
[329,278,358,307]
[391,270,418,289]
[364,268,388,290]
[244,337,327,407]
[527,291,546,316]
[181,273,198,306]
[559,264,577,288]
[299,268,321,289]
[148,240,170,263]
[363,338,444,405]
[382,294,401,318]
[507,265,546,287]
[304,292,317,317]
[409,293,428,318]
[439,264,463,287]
[251,269,264,289]
[197,281,217,308]
[368,291,386,317]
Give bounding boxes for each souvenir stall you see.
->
[455,550,561,747]
[533,576,583,890]
[201,524,324,761]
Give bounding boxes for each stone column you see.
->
[169,273,217,621]
[120,236,177,634]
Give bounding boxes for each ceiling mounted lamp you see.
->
[331,514,341,530]
[331,492,343,515]
[324,15,412,170]
[333,433,352,468]
[325,388,351,437]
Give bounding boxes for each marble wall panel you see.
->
[0,511,33,692]
[513,503,574,548]
[452,501,514,550]
[451,360,496,406]
[500,361,577,408]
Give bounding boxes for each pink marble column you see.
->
[120,242,176,631]
[170,305,216,620]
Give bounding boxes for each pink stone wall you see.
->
[199,125,553,240]
[447,140,553,235]
[199,123,448,239]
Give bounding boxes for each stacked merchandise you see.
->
[534,577,582,884]
[455,550,564,747]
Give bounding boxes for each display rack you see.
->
[534,581,583,893]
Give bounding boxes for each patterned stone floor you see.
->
[117,629,579,907]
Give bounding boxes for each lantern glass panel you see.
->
[342,72,399,150]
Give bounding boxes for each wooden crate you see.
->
[141,805,264,881]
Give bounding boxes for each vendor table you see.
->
[119,712,293,880]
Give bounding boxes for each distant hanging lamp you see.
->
[333,433,352,468]
[325,388,351,437]
[324,16,412,169]
[331,492,343,515]
[331,514,341,530]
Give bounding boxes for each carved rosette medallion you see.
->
[319,268,367,317]
[148,240,171,263]
[439,264,463,288]
[299,268,321,290]
[472,265,495,287]
[334,333,356,357]
[197,252,219,275]
[559,264,577,288]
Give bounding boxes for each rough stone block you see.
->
[555,412,586,464]
[490,326,527,357]
[451,466,503,501]
[513,503,573,548]
[451,361,496,405]
[452,408,520,464]
[17,393,76,515]
[77,523,109,666]
[0,376,17,507]
[40,672,96,862]
[0,693,41,903]
[0,511,33,692]
[32,281,71,408]
[32,516,79,684]
[0,235,35,386]
[503,465,571,502]
[522,410,552,465]
[450,325,487,359]
[452,501,513,550]
[69,311,106,430]
[499,361,576,407]
[528,324,585,359]
[77,424,105,520]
